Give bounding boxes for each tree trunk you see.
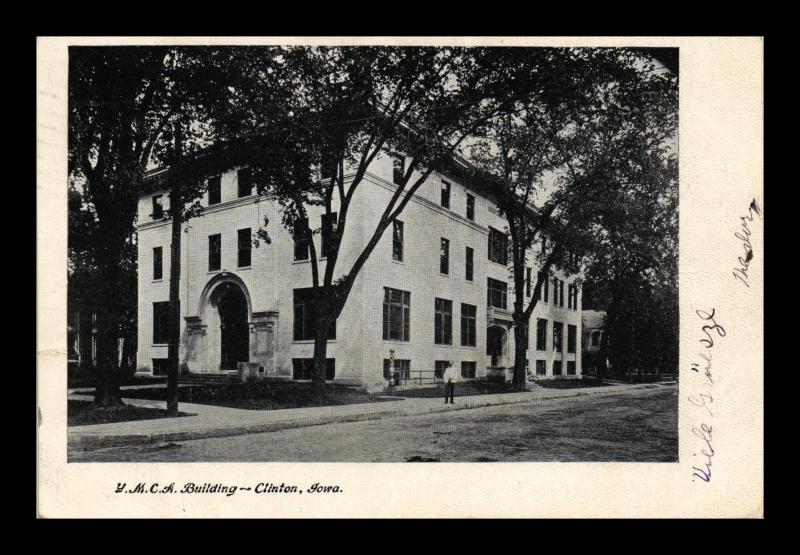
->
[311,319,332,395]
[93,266,123,407]
[512,319,528,391]
[166,173,182,417]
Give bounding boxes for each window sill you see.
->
[151,343,168,347]
[292,258,310,265]
[292,339,337,344]
[439,272,450,278]
[207,269,223,275]
[237,266,252,271]
[391,258,404,265]
[382,339,410,344]
[152,279,163,283]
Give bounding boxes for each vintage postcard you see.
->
[37,36,763,518]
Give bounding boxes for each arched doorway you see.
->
[487,326,506,367]
[214,282,250,370]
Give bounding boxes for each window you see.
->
[567,361,577,376]
[568,324,577,354]
[553,276,559,306]
[153,247,163,280]
[567,284,573,309]
[237,167,252,198]
[435,360,449,381]
[151,195,164,220]
[559,280,565,307]
[208,234,221,271]
[461,303,477,347]
[572,285,579,310]
[553,359,563,376]
[321,212,337,258]
[526,267,532,297]
[591,331,601,347]
[207,176,221,205]
[434,298,453,345]
[392,220,404,262]
[461,361,476,379]
[293,218,310,261]
[440,180,450,208]
[383,287,410,341]
[487,278,507,310]
[237,228,252,267]
[383,359,411,381]
[293,288,336,341]
[440,238,449,275]
[466,193,475,221]
[465,246,474,281]
[292,358,335,381]
[542,273,549,303]
[152,358,169,376]
[553,321,564,352]
[537,319,548,351]
[488,227,508,265]
[393,154,405,185]
[152,302,170,344]
[536,360,547,376]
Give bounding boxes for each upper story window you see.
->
[567,324,577,354]
[152,301,170,344]
[321,212,337,258]
[207,176,221,205]
[487,278,507,310]
[488,227,508,266]
[465,246,474,282]
[466,193,475,221]
[153,247,163,280]
[383,287,411,341]
[440,180,451,209]
[151,195,164,220]
[591,331,601,347]
[536,318,548,351]
[526,267,532,297]
[392,154,405,185]
[208,234,221,272]
[541,273,549,303]
[461,303,477,347]
[553,321,564,352]
[440,237,450,275]
[237,228,252,268]
[293,218,310,261]
[293,287,337,341]
[237,167,252,198]
[434,298,453,345]
[559,279,565,307]
[392,220,404,262]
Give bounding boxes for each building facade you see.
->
[135,152,582,392]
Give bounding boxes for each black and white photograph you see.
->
[37,36,763,519]
[64,44,680,464]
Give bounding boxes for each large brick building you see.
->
[135,151,582,392]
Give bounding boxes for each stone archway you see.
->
[214,281,249,370]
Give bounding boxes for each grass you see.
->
[112,381,400,410]
[535,376,611,389]
[68,400,189,427]
[68,373,166,390]
[394,377,609,398]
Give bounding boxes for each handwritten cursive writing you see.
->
[690,309,723,483]
[732,199,761,288]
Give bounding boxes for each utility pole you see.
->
[166,122,183,417]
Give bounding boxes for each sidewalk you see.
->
[68,382,673,450]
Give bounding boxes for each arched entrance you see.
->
[212,281,250,370]
[487,325,507,367]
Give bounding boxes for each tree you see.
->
[231,46,535,393]
[463,49,678,390]
[68,46,265,408]
[69,46,178,406]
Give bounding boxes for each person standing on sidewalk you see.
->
[443,361,457,404]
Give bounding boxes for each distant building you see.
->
[135,151,583,392]
[581,310,606,377]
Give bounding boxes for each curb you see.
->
[68,383,664,451]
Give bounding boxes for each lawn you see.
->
[112,381,400,410]
[68,400,189,427]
